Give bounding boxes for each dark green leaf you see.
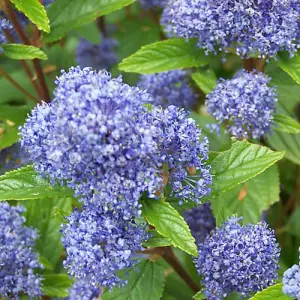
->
[10,0,50,32]
[39,256,54,271]
[249,284,290,300]
[277,52,300,85]
[142,199,197,256]
[44,0,135,42]
[119,39,208,74]
[0,120,19,150]
[192,68,217,94]
[0,165,74,201]
[273,114,300,134]
[102,260,165,300]
[3,44,47,60]
[0,105,31,124]
[42,274,74,297]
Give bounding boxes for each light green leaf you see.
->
[273,114,300,134]
[0,165,74,201]
[142,199,198,256]
[249,284,290,300]
[42,274,74,297]
[277,52,300,85]
[44,0,135,42]
[10,0,50,32]
[143,231,173,248]
[119,39,208,74]
[2,44,47,60]
[193,291,206,300]
[102,260,165,300]
[192,68,217,94]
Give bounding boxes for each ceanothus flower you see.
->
[138,0,167,10]
[0,19,12,52]
[67,280,102,300]
[76,38,118,71]
[62,203,148,289]
[137,70,197,109]
[0,202,42,298]
[206,70,277,139]
[162,0,300,58]
[184,202,215,245]
[196,217,280,300]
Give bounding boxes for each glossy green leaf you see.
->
[2,44,47,60]
[44,0,135,42]
[249,284,290,300]
[142,199,198,256]
[192,68,217,94]
[0,166,74,201]
[143,231,173,248]
[119,39,208,74]
[273,114,300,134]
[42,274,74,297]
[10,0,50,32]
[277,52,300,85]
[102,260,165,300]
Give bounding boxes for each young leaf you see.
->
[42,274,74,297]
[0,165,74,201]
[10,0,50,32]
[249,284,290,300]
[193,291,206,300]
[142,199,198,256]
[119,39,208,74]
[143,231,173,248]
[2,44,47,60]
[273,114,300,134]
[102,260,165,300]
[277,52,300,85]
[44,0,135,42]
[192,68,217,94]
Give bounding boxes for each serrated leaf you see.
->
[102,260,165,300]
[192,68,217,94]
[209,139,285,197]
[42,274,74,297]
[277,52,300,85]
[44,0,135,42]
[119,39,208,74]
[143,231,173,248]
[273,114,300,134]
[2,44,47,60]
[10,0,50,32]
[142,200,198,256]
[0,165,74,201]
[211,165,280,225]
[249,284,290,300]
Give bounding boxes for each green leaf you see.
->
[211,165,280,225]
[0,105,31,124]
[42,274,74,297]
[10,0,50,32]
[273,114,300,134]
[0,165,74,201]
[277,52,300,85]
[142,199,198,256]
[0,120,19,150]
[102,260,165,300]
[143,231,173,248]
[44,0,135,42]
[2,44,47,60]
[119,39,208,74]
[249,284,290,300]
[39,256,54,271]
[192,68,217,94]
[193,291,206,300]
[209,139,285,198]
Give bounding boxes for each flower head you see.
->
[0,19,12,52]
[67,280,102,300]
[137,70,197,109]
[206,70,277,139]
[196,217,280,299]
[0,202,42,298]
[162,0,299,58]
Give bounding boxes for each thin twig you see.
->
[97,16,107,37]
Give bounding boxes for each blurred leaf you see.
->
[143,231,172,248]
[102,260,165,300]
[44,0,135,42]
[192,68,217,94]
[3,44,47,60]
[39,256,54,271]
[0,120,19,150]
[0,165,74,201]
[74,22,101,44]
[273,114,300,134]
[286,207,300,238]
[0,105,31,124]
[249,284,290,300]
[119,39,208,74]
[277,52,300,85]
[11,0,50,32]
[41,274,74,297]
[142,199,197,256]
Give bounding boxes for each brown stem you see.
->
[4,0,50,102]
[243,58,254,72]
[126,5,132,18]
[255,58,266,73]
[97,16,107,37]
[0,67,38,102]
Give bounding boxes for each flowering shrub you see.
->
[0,0,299,299]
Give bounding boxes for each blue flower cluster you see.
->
[138,0,167,10]
[206,70,277,139]
[137,70,197,109]
[0,202,42,298]
[76,38,118,71]
[283,250,300,299]
[0,19,12,52]
[67,280,101,300]
[184,202,215,245]
[162,0,300,58]
[196,217,280,299]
